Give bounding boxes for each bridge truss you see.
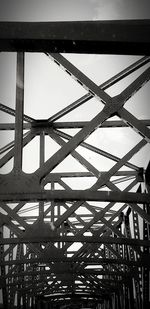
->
[0,20,150,309]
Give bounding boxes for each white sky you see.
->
[0,0,150,21]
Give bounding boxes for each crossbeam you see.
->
[0,236,150,246]
[0,119,150,130]
[0,20,150,54]
[1,257,149,267]
[0,190,149,203]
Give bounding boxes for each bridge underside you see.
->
[0,20,150,309]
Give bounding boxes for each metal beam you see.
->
[48,53,111,104]
[1,257,149,267]
[0,119,150,130]
[43,171,138,178]
[49,53,150,107]
[0,235,150,246]
[118,108,150,143]
[54,129,139,171]
[90,139,147,190]
[48,55,150,122]
[0,190,150,203]
[34,108,111,181]
[0,102,34,123]
[0,131,35,168]
[0,20,150,54]
[13,52,24,173]
[1,268,133,279]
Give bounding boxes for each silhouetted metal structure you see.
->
[0,20,150,309]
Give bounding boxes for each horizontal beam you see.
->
[0,190,149,204]
[0,120,150,130]
[39,293,110,301]
[0,20,150,54]
[41,292,115,301]
[0,236,150,246]
[1,268,130,279]
[1,257,149,267]
[45,171,138,178]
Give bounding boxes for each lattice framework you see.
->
[0,20,150,309]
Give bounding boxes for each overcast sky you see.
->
[0,0,150,21]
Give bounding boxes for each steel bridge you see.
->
[0,20,150,309]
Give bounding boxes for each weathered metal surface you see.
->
[0,20,150,54]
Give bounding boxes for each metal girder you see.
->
[13,52,24,173]
[0,235,150,246]
[1,268,131,280]
[0,131,35,169]
[0,228,8,309]
[0,190,150,203]
[0,20,150,54]
[48,55,150,122]
[0,102,34,123]
[90,140,147,191]
[118,108,150,143]
[145,161,150,193]
[51,129,138,170]
[48,53,150,106]
[0,119,150,130]
[0,257,149,267]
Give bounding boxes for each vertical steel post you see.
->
[8,231,15,309]
[51,181,55,223]
[143,203,150,308]
[39,131,45,221]
[14,52,24,173]
[0,227,8,309]
[16,244,23,308]
[57,202,61,249]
